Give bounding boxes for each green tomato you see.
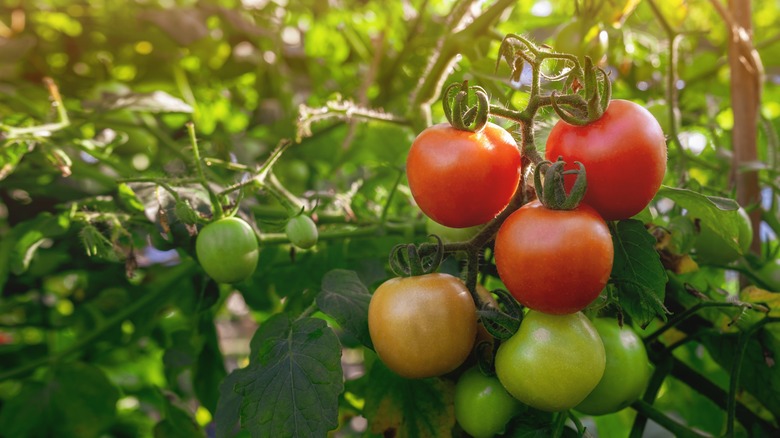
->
[455,367,522,438]
[575,318,652,415]
[195,217,259,283]
[425,217,482,244]
[693,207,753,265]
[495,311,606,412]
[757,259,780,291]
[285,215,318,249]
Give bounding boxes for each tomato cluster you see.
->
[370,94,663,432]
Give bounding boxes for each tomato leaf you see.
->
[235,314,343,437]
[700,326,780,418]
[215,370,244,438]
[657,186,746,253]
[610,219,669,327]
[316,269,373,349]
[363,361,456,437]
[0,362,120,438]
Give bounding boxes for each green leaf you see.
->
[657,186,747,253]
[610,219,669,327]
[700,326,780,417]
[117,182,147,214]
[0,362,120,438]
[363,361,456,438]
[0,140,33,180]
[236,314,343,437]
[316,269,373,349]
[7,213,70,277]
[215,369,245,438]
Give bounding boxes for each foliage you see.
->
[1,0,779,437]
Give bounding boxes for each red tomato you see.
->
[545,99,667,221]
[406,122,522,228]
[494,200,614,314]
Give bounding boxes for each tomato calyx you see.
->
[551,59,612,126]
[388,235,445,277]
[477,288,523,341]
[442,80,490,132]
[533,157,588,210]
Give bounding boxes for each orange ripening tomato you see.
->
[494,200,614,314]
[545,99,667,221]
[406,122,522,228]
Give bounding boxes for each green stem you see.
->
[186,123,223,219]
[0,261,197,382]
[644,302,753,344]
[631,400,712,438]
[550,410,568,438]
[629,352,673,438]
[380,168,405,225]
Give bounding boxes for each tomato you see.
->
[368,273,477,379]
[285,215,318,249]
[575,318,652,415]
[495,311,606,412]
[494,200,613,314]
[554,19,608,64]
[545,99,668,221]
[406,122,522,228]
[757,259,780,291]
[195,217,259,283]
[425,217,483,244]
[693,207,753,265]
[454,367,522,438]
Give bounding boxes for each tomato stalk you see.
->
[533,158,588,210]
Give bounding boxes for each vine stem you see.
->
[0,78,70,137]
[0,261,197,382]
[631,400,713,438]
[186,123,224,220]
[643,301,758,344]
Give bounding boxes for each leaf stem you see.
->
[631,400,713,438]
[186,123,223,220]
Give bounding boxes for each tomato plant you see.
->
[494,200,613,314]
[495,311,606,412]
[575,318,652,415]
[406,122,522,228]
[195,217,259,284]
[454,367,522,438]
[285,214,318,249]
[367,273,477,379]
[692,207,753,265]
[545,99,667,221]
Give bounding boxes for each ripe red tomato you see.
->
[406,122,522,228]
[575,318,652,415]
[367,273,477,379]
[495,311,606,412]
[545,99,667,221]
[494,200,614,314]
[196,217,259,284]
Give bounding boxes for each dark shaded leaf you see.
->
[610,219,669,327]
[237,314,343,437]
[364,361,455,438]
[316,269,373,348]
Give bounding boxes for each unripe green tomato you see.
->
[454,367,521,438]
[424,217,482,243]
[495,311,606,412]
[757,259,780,291]
[196,217,259,283]
[693,207,753,265]
[285,215,318,249]
[575,318,652,415]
